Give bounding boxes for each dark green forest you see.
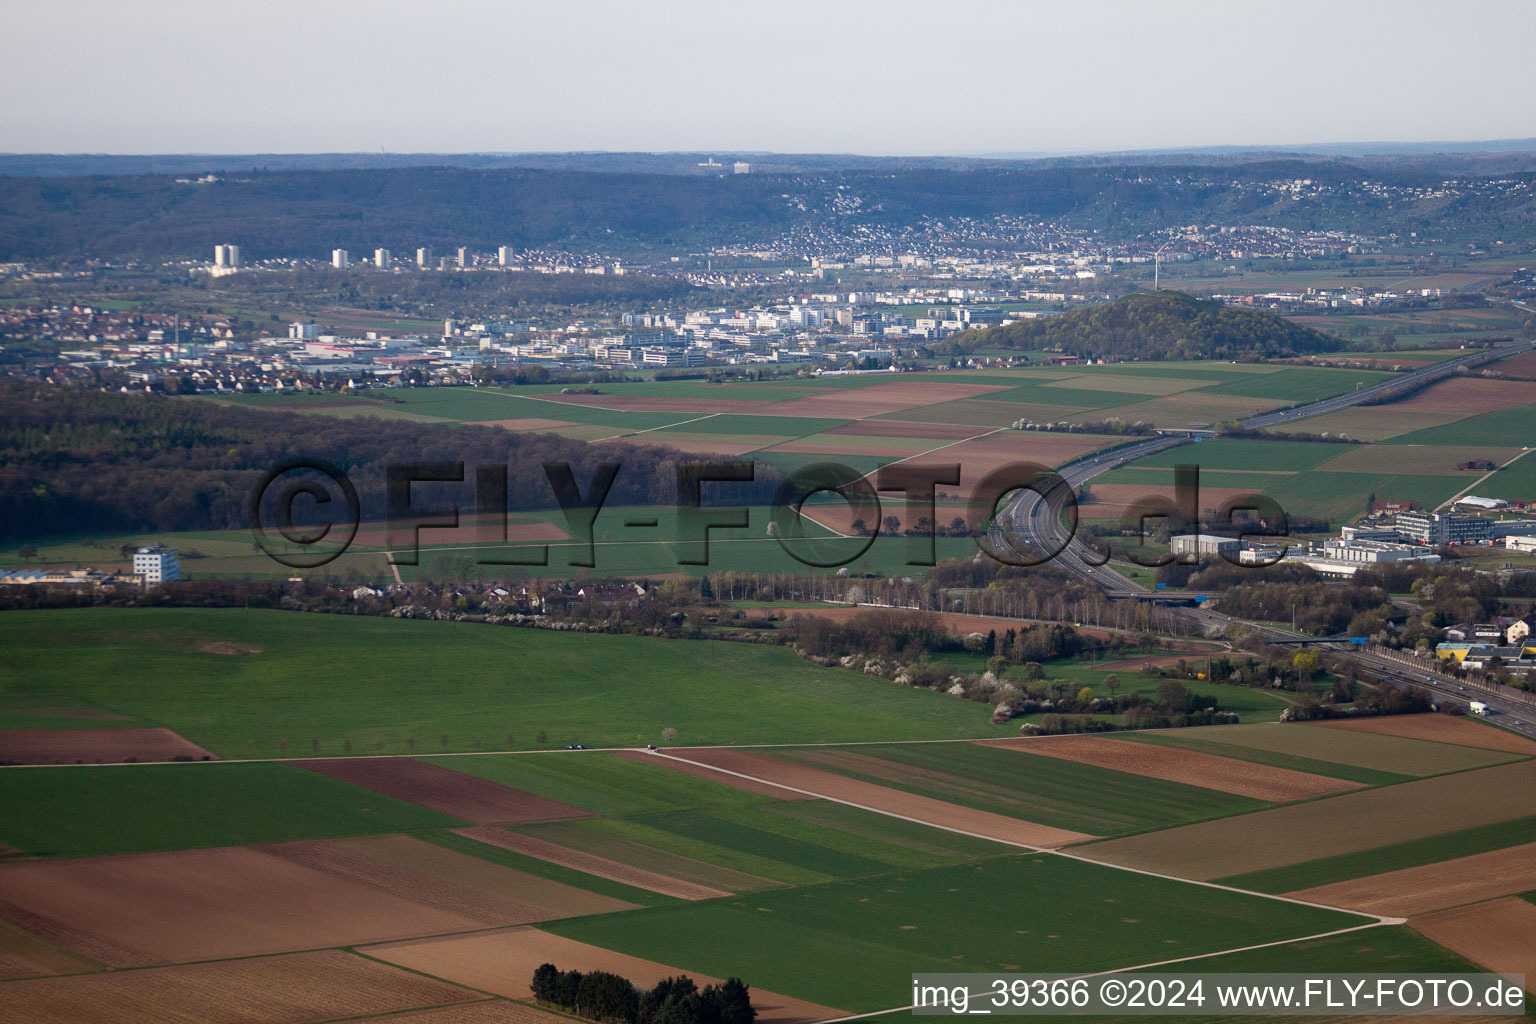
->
[963,291,1337,360]
[0,381,780,541]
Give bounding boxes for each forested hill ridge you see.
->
[963,291,1337,361]
[3,160,1535,260]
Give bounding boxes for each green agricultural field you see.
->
[1199,367,1396,402]
[1128,438,1350,472]
[424,751,772,817]
[0,608,1017,757]
[1161,722,1521,777]
[1213,813,1536,894]
[768,742,1268,836]
[653,414,850,436]
[543,855,1364,1012]
[1453,449,1536,502]
[1118,731,1413,786]
[0,761,462,858]
[1259,471,1467,523]
[1386,403,1536,446]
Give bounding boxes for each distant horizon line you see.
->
[4,136,1536,160]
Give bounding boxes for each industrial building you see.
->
[132,546,180,584]
[1393,511,1492,546]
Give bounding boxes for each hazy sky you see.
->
[6,0,1535,155]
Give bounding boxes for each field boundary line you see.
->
[647,749,1403,926]
[599,411,721,441]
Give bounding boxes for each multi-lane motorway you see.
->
[993,342,1536,734]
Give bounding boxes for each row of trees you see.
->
[531,965,754,1024]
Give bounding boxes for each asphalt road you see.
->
[991,342,1536,734]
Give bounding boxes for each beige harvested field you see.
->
[762,380,1012,418]
[293,758,591,824]
[366,926,848,1024]
[1275,407,1464,441]
[1169,722,1518,776]
[0,949,480,1024]
[1074,758,1536,879]
[1041,374,1211,396]
[1387,377,1536,414]
[468,418,578,432]
[1314,445,1523,476]
[0,835,627,966]
[1311,714,1536,755]
[1285,842,1536,917]
[666,748,1094,847]
[0,920,97,981]
[823,419,986,440]
[1412,898,1536,992]
[0,727,214,765]
[607,748,816,799]
[455,825,731,900]
[976,735,1359,802]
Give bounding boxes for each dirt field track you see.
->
[365,925,847,1024]
[1284,842,1536,918]
[0,949,479,1024]
[1074,758,1536,880]
[977,735,1359,802]
[0,835,630,966]
[663,748,1093,847]
[1311,715,1536,755]
[0,727,215,765]
[1412,898,1536,993]
[607,748,815,800]
[293,758,591,824]
[455,826,731,900]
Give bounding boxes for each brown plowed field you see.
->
[1311,714,1536,755]
[763,381,1012,418]
[976,735,1359,802]
[1492,349,1536,379]
[1389,377,1536,414]
[265,835,636,921]
[0,921,97,981]
[366,926,847,1024]
[292,758,591,824]
[664,749,1093,847]
[1284,842,1536,917]
[0,727,214,765]
[0,838,585,966]
[469,418,578,431]
[349,516,571,549]
[824,419,985,440]
[765,440,934,457]
[0,948,479,1024]
[607,748,816,799]
[1412,898,1536,992]
[455,825,730,900]
[1074,758,1536,880]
